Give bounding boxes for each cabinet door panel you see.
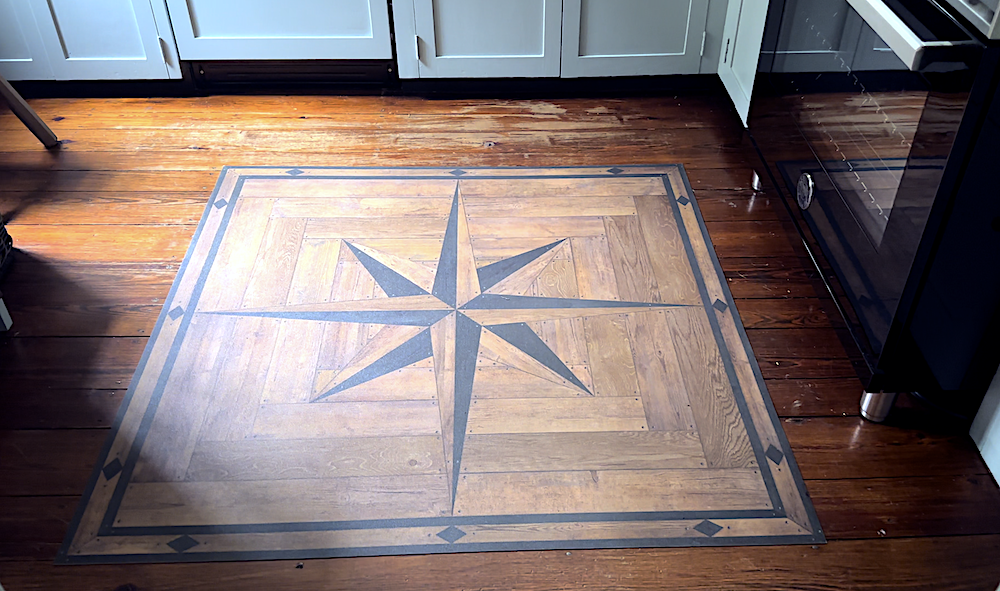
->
[165,0,392,60]
[562,0,710,77]
[718,0,769,126]
[0,0,53,80]
[413,0,562,78]
[27,0,172,80]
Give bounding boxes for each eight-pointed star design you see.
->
[209,184,687,507]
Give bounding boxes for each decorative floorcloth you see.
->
[61,165,823,564]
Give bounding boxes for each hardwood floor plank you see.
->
[464,195,638,218]
[633,194,701,305]
[184,436,445,481]
[665,308,755,468]
[702,221,800,258]
[251,401,443,439]
[116,476,452,527]
[733,298,839,329]
[467,216,607,239]
[582,314,641,397]
[466,397,648,434]
[0,192,207,225]
[721,256,821,299]
[626,310,698,431]
[604,215,660,303]
[694,190,782,222]
[0,336,146,390]
[9,225,193,263]
[0,430,106,496]
[785,417,991,479]
[305,216,447,239]
[461,432,706,472]
[765,378,865,417]
[0,389,125,429]
[570,235,619,300]
[813,475,1000,540]
[453,469,770,515]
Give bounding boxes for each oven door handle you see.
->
[847,0,974,70]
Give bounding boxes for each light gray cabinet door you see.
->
[718,0,769,126]
[27,0,178,80]
[0,0,52,80]
[402,0,563,78]
[561,0,710,77]
[165,0,392,60]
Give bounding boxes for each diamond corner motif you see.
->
[168,306,185,320]
[101,458,123,480]
[765,444,785,465]
[712,299,728,313]
[677,196,690,206]
[607,167,624,175]
[213,199,228,209]
[285,168,305,176]
[166,535,200,553]
[693,520,723,537]
[436,525,467,543]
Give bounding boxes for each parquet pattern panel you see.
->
[60,165,822,563]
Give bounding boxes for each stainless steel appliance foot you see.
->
[860,391,897,423]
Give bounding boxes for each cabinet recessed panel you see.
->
[432,0,546,57]
[166,0,392,60]
[578,0,691,57]
[561,0,709,77]
[185,0,373,39]
[0,0,32,61]
[46,0,146,59]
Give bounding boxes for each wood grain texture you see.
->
[1,94,994,584]
[665,308,756,469]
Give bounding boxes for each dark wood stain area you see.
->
[1,95,999,589]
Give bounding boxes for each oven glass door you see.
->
[753,0,981,355]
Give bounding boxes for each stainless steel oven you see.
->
[751,0,1000,420]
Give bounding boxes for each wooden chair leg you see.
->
[0,75,58,149]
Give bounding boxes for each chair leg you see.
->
[0,75,59,149]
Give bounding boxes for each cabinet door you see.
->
[27,0,175,80]
[410,0,562,78]
[0,0,53,80]
[718,0,769,126]
[165,0,392,60]
[561,0,710,77]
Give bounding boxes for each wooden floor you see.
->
[1,94,999,588]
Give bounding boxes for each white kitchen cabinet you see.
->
[0,0,179,81]
[164,0,392,61]
[561,0,711,77]
[393,0,563,78]
[0,0,53,80]
[718,0,770,126]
